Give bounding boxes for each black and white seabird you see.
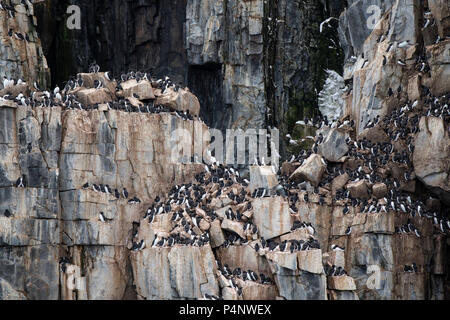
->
[398,40,411,48]
[331,244,345,252]
[16,176,25,188]
[345,226,352,235]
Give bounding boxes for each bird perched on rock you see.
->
[15,176,25,188]
[331,244,345,252]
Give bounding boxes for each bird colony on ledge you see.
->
[0,0,449,301]
[0,57,449,299]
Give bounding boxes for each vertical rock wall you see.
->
[0,0,50,88]
[185,0,345,148]
[34,0,188,86]
[0,102,207,299]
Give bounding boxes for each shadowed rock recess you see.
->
[0,0,449,300]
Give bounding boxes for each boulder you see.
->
[372,183,388,199]
[407,74,421,102]
[327,276,356,291]
[281,162,300,177]
[0,83,30,97]
[266,252,297,271]
[357,126,390,144]
[252,197,293,240]
[215,206,231,220]
[325,250,346,269]
[318,128,349,162]
[209,219,225,248]
[280,229,310,242]
[215,245,271,275]
[346,180,369,199]
[289,154,326,187]
[199,219,210,231]
[209,198,223,209]
[155,87,200,116]
[221,219,246,239]
[332,173,349,195]
[76,72,117,94]
[117,79,155,100]
[413,117,450,204]
[126,97,143,107]
[297,249,324,274]
[0,100,17,109]
[249,166,278,193]
[74,88,115,105]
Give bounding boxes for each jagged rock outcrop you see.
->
[289,154,327,187]
[317,128,349,162]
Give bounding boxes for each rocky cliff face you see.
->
[337,0,450,202]
[32,0,344,156]
[0,93,207,300]
[0,0,449,300]
[0,0,50,88]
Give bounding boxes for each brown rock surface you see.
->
[346,180,369,199]
[74,88,116,106]
[215,245,271,275]
[252,197,293,240]
[249,166,278,192]
[413,116,450,203]
[281,162,300,177]
[426,41,450,96]
[117,79,155,100]
[327,276,356,291]
[297,249,324,274]
[155,87,200,116]
[372,183,388,199]
[289,154,326,187]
